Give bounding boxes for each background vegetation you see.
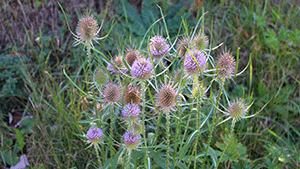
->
[1,0,299,168]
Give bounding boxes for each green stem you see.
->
[86,47,92,78]
[194,98,203,168]
[94,144,102,167]
[150,113,162,147]
[141,81,149,168]
[202,78,225,168]
[215,120,236,168]
[126,149,132,169]
[172,105,182,165]
[110,104,115,168]
[166,110,170,169]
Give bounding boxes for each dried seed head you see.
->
[122,103,141,122]
[103,83,121,104]
[86,126,103,144]
[149,35,170,58]
[228,99,248,121]
[131,58,153,80]
[157,82,178,112]
[123,130,141,149]
[76,15,99,44]
[191,33,209,51]
[125,48,141,67]
[177,36,191,58]
[107,55,127,74]
[124,85,141,105]
[94,69,108,85]
[184,50,207,75]
[216,52,236,78]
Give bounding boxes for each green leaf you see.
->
[178,130,198,159]
[76,118,100,124]
[1,150,19,166]
[150,151,167,168]
[14,128,25,150]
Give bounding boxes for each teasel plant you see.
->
[59,4,270,168]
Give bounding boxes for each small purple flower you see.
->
[123,130,141,149]
[86,127,103,144]
[184,50,206,75]
[131,58,153,80]
[149,36,170,58]
[122,103,141,122]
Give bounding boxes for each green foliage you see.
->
[114,0,190,47]
[216,135,249,163]
[14,128,26,150]
[0,54,29,97]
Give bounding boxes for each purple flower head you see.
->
[122,103,141,122]
[123,130,141,149]
[86,127,103,144]
[107,55,127,74]
[131,58,153,80]
[149,36,170,58]
[184,50,206,75]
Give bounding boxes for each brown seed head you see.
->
[216,52,236,78]
[125,48,141,67]
[157,82,178,112]
[124,85,142,105]
[76,15,99,44]
[103,83,121,104]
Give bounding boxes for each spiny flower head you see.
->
[103,83,121,104]
[123,130,141,149]
[149,35,170,58]
[125,48,141,67]
[76,15,99,45]
[191,33,209,51]
[122,103,141,122]
[228,99,248,121]
[157,82,178,112]
[94,69,108,85]
[107,55,127,74]
[184,50,207,75]
[124,85,141,105]
[192,82,207,99]
[131,122,142,134]
[216,52,236,79]
[86,126,103,144]
[177,36,191,58]
[131,58,153,80]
